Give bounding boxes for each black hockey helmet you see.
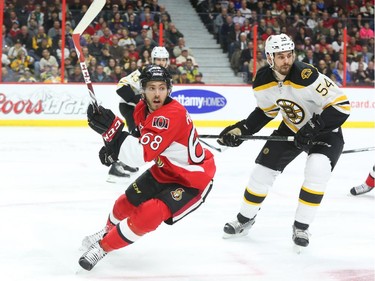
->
[139,65,172,90]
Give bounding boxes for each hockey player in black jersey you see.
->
[107,47,170,182]
[218,34,351,249]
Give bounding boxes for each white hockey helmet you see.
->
[151,46,170,67]
[265,33,295,68]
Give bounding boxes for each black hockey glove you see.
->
[99,146,117,166]
[294,113,325,150]
[217,120,249,147]
[87,104,124,143]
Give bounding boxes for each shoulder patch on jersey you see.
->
[301,68,313,79]
[152,116,170,129]
[288,61,319,87]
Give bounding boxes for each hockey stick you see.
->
[342,147,375,154]
[199,134,331,147]
[72,0,106,112]
[199,138,227,153]
[199,134,294,142]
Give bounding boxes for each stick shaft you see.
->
[199,134,294,142]
[342,147,375,154]
[72,0,106,111]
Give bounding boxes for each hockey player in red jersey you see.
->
[79,65,216,271]
[107,46,170,182]
[218,34,350,249]
[350,165,375,195]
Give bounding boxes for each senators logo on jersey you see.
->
[152,116,170,129]
[171,188,185,201]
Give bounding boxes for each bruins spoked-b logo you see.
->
[276,99,305,124]
[171,188,185,201]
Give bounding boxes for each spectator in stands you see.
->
[332,61,352,86]
[43,66,64,83]
[176,47,197,67]
[118,29,136,47]
[111,65,126,83]
[176,69,190,84]
[125,14,142,39]
[248,50,267,83]
[18,68,37,82]
[141,13,155,30]
[56,39,70,62]
[306,12,319,30]
[99,27,114,46]
[359,22,374,42]
[173,37,192,58]
[92,65,113,82]
[352,62,372,85]
[350,54,368,73]
[137,49,152,67]
[47,20,61,40]
[2,25,13,49]
[28,4,44,26]
[331,34,344,53]
[8,39,28,61]
[239,41,254,74]
[239,0,252,19]
[10,49,34,74]
[109,12,125,33]
[88,35,104,60]
[109,36,125,62]
[360,45,373,64]
[233,10,246,27]
[192,72,205,84]
[69,65,84,82]
[302,49,318,67]
[228,24,245,58]
[119,49,132,71]
[2,66,16,82]
[165,22,184,46]
[178,58,199,83]
[220,15,234,54]
[39,48,58,74]
[214,8,228,43]
[16,25,33,50]
[317,60,333,79]
[32,26,52,56]
[8,21,22,42]
[103,58,117,76]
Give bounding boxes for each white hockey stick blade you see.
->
[73,0,106,35]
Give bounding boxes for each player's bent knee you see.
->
[248,164,280,193]
[129,199,172,235]
[304,154,331,189]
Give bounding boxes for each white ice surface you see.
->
[0,127,374,281]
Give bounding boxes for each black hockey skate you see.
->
[350,183,374,196]
[119,161,139,173]
[223,214,255,239]
[79,242,107,271]
[107,162,130,183]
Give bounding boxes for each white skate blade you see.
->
[222,229,250,239]
[106,174,130,183]
[293,244,307,254]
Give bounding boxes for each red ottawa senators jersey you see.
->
[118,99,216,190]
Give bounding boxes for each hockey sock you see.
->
[365,174,374,188]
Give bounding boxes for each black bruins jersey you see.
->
[252,61,350,133]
